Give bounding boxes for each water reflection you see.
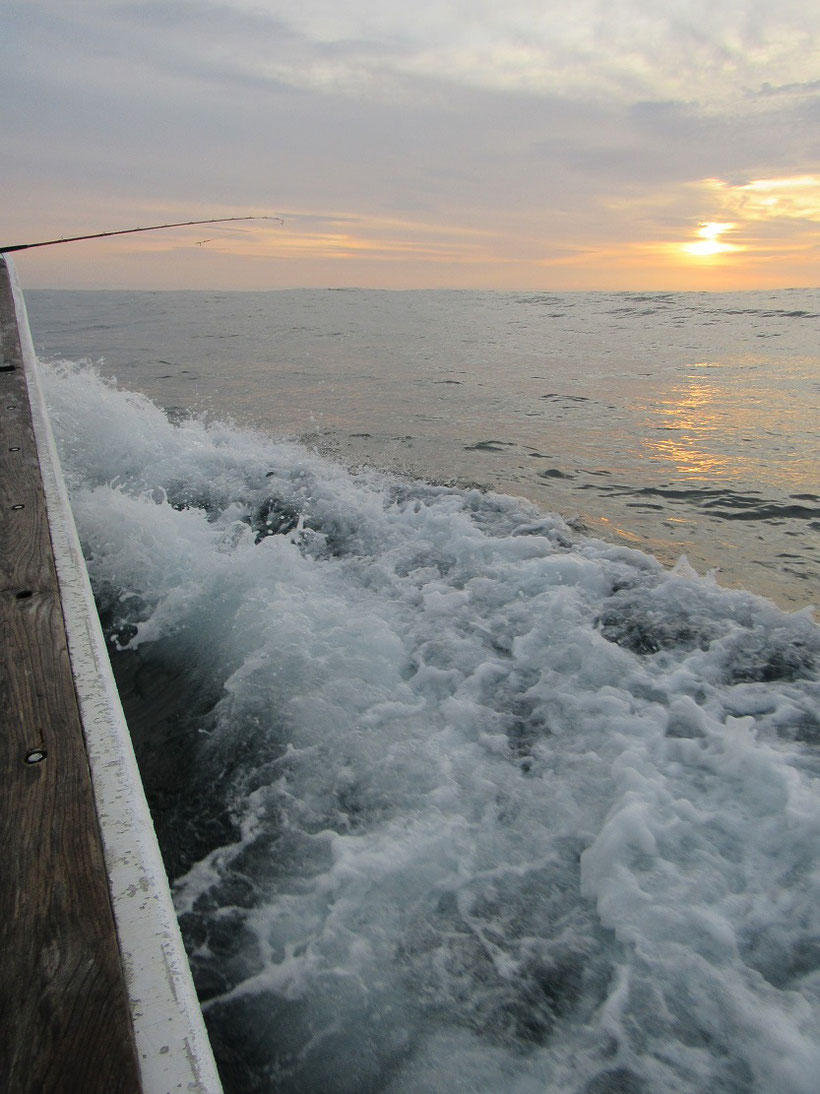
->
[645,375,730,479]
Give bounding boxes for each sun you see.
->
[683,222,738,257]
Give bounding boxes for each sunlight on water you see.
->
[646,378,733,478]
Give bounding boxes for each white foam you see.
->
[43,360,820,1094]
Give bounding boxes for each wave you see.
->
[587,483,820,524]
[42,361,820,1094]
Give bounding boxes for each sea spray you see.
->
[43,361,820,1093]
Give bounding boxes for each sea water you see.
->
[27,289,820,609]
[26,291,820,1093]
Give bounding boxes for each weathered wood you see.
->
[0,259,142,1093]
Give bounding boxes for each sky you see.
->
[3,0,820,290]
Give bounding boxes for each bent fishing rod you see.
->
[0,215,282,254]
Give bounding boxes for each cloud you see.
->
[756,79,820,99]
[215,0,820,104]
[10,1,820,105]
[705,176,820,226]
[4,1,820,288]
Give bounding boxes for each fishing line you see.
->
[0,215,282,254]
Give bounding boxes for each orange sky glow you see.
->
[12,171,819,292]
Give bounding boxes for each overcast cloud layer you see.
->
[3,1,819,288]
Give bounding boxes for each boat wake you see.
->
[43,360,820,1094]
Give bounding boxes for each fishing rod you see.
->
[0,215,282,254]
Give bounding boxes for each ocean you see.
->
[25,289,820,1092]
[27,289,820,611]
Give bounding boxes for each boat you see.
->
[0,255,222,1093]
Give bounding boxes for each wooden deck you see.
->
[0,257,143,1092]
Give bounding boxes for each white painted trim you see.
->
[7,259,223,1094]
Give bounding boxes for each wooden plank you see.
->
[0,259,143,1093]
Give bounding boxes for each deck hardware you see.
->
[11,503,25,510]
[9,446,20,451]
[25,749,47,765]
[6,404,17,409]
